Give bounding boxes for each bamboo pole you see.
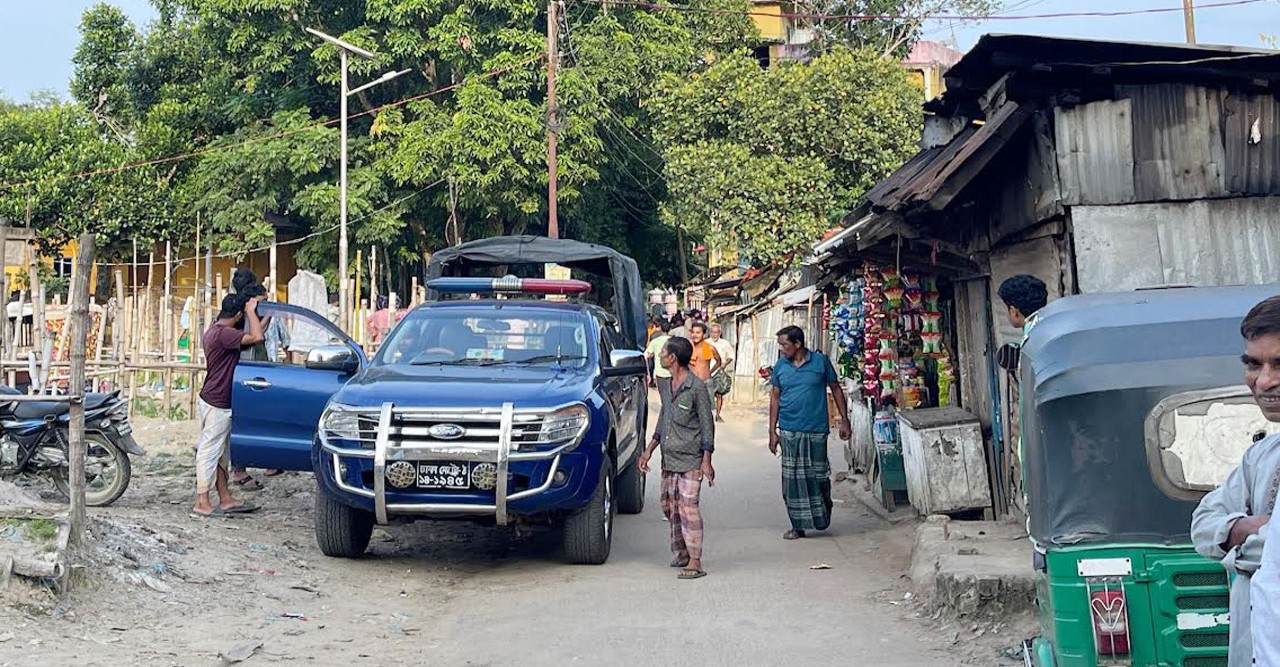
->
[68,233,95,549]
[0,216,9,367]
[269,234,278,300]
[163,241,172,356]
[28,245,44,392]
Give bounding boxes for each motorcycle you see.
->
[0,387,145,507]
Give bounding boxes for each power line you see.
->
[97,178,445,269]
[570,0,1266,23]
[0,56,543,193]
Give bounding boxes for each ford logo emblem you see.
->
[429,424,466,440]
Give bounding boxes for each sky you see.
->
[1,0,1278,101]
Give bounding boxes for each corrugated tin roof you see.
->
[864,100,1034,214]
[934,34,1280,112]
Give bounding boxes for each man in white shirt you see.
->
[1193,295,1280,667]
[709,323,735,422]
[1255,505,1279,666]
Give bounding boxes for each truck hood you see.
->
[332,364,596,409]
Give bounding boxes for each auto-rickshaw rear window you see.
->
[1145,387,1277,499]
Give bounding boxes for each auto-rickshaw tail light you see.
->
[1089,584,1131,658]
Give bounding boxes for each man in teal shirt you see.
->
[768,326,852,540]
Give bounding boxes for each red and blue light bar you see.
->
[427,276,592,295]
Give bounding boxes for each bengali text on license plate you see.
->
[417,462,471,490]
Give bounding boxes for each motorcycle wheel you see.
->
[51,432,132,507]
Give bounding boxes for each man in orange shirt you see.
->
[688,322,722,382]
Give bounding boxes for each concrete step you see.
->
[909,515,1036,616]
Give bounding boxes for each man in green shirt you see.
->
[639,336,716,580]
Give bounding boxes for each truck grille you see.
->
[330,406,587,451]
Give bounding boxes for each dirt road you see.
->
[0,400,1026,666]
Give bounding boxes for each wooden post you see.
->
[68,233,95,549]
[0,216,9,366]
[28,245,44,392]
[269,234,278,300]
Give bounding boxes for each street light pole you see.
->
[306,27,408,334]
[339,49,350,333]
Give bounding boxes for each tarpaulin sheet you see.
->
[425,236,647,349]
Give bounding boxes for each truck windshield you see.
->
[375,307,593,370]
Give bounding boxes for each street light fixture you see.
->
[305,27,410,334]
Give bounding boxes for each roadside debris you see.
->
[220,640,264,664]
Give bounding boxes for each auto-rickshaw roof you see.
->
[1023,284,1280,405]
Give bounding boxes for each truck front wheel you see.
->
[315,491,374,558]
[616,457,645,515]
[563,460,615,564]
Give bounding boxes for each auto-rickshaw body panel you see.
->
[1032,545,1230,667]
[1020,285,1275,667]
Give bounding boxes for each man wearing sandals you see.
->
[192,294,264,517]
[639,336,716,580]
[768,326,851,540]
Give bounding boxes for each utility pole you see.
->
[546,0,560,239]
[1182,0,1196,44]
[339,48,350,332]
[305,27,407,333]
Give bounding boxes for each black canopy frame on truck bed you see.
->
[424,236,647,349]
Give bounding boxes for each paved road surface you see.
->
[0,401,969,667]
[415,401,960,666]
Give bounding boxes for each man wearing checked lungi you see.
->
[639,336,717,580]
[768,326,852,540]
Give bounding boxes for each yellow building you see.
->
[902,40,964,101]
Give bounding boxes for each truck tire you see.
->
[314,491,374,558]
[616,457,645,515]
[563,460,614,565]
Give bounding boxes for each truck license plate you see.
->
[416,462,471,490]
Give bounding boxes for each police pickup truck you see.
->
[228,237,650,564]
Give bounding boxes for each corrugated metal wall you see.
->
[1054,84,1280,206]
[1073,197,1280,291]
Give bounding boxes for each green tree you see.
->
[0,100,177,258]
[651,48,922,266]
[793,0,999,57]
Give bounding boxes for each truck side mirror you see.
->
[604,349,647,377]
[306,345,360,374]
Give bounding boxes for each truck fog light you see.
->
[553,471,568,486]
[385,461,416,489]
[471,463,498,490]
[338,461,349,477]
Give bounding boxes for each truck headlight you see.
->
[320,405,365,446]
[539,404,589,445]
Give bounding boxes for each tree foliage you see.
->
[794,0,999,57]
[0,0,947,288]
[651,49,922,266]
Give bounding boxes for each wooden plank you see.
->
[952,278,993,429]
[1053,98,1136,206]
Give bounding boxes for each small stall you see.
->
[824,259,961,510]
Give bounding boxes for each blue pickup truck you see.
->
[229,237,650,564]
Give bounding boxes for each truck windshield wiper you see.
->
[505,354,588,365]
[409,358,503,366]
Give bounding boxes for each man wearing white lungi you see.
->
[192,294,265,517]
[1193,295,1280,667]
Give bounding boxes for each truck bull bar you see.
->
[321,401,574,526]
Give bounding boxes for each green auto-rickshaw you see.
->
[1020,285,1280,667]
